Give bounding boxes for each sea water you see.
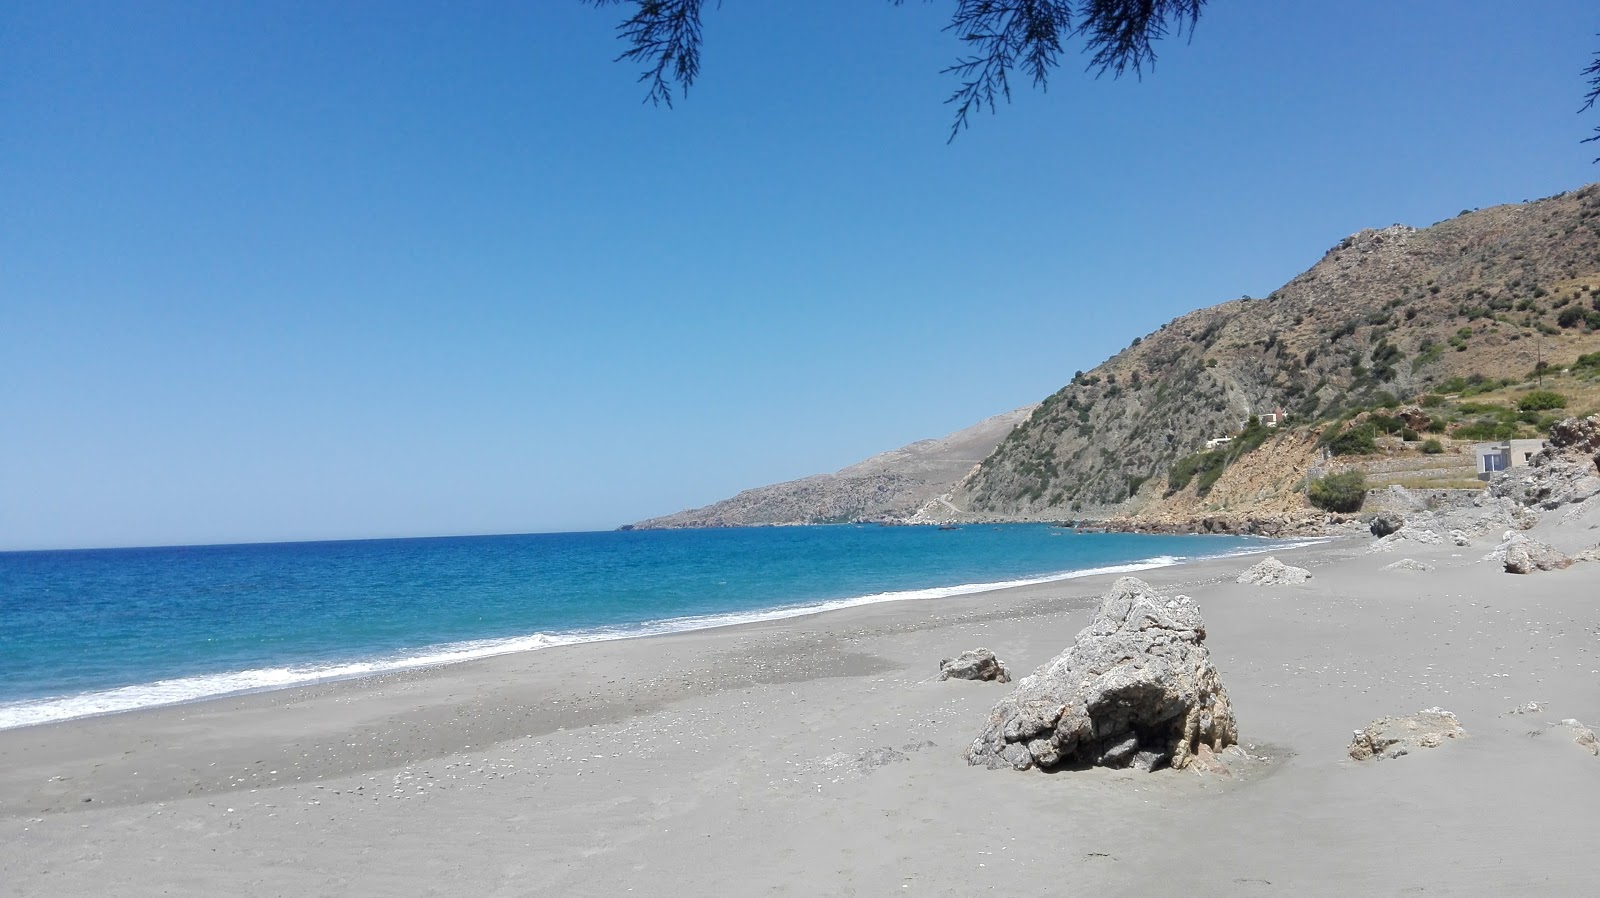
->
[0,525,1283,729]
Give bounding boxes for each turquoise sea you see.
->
[0,525,1284,729]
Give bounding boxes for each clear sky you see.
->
[4,1,1598,550]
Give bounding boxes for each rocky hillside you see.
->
[939,185,1600,521]
[629,406,1035,528]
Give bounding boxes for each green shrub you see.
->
[1421,438,1445,454]
[1308,471,1368,512]
[1167,450,1226,494]
[1325,423,1378,456]
[1518,390,1567,411]
[1400,427,1420,442]
[1419,393,1446,407]
[1558,307,1585,328]
[1453,420,1518,441]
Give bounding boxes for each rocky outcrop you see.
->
[1382,558,1435,572]
[938,649,1011,683]
[965,577,1236,773]
[1348,708,1465,760]
[1490,416,1600,510]
[1546,415,1600,460]
[1236,556,1312,585]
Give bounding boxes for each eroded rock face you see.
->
[1348,709,1464,760]
[965,577,1235,773]
[938,649,1011,683]
[1546,415,1600,459]
[1236,556,1312,585]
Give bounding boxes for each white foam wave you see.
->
[0,546,1279,731]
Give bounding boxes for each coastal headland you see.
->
[4,495,1599,894]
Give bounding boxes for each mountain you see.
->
[633,184,1600,530]
[941,185,1600,522]
[628,406,1037,528]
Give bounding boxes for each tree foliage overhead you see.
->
[587,3,1600,152]
[1585,36,1600,160]
[585,0,1205,139]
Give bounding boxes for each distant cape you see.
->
[627,406,1036,529]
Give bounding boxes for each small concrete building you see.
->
[1257,406,1288,428]
[1474,439,1546,480]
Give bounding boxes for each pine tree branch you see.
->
[1582,37,1600,161]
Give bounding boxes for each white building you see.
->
[1474,439,1545,480]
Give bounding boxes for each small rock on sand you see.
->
[1236,556,1312,585]
[1381,558,1435,572]
[1348,708,1465,760]
[938,648,1011,683]
[1575,728,1600,757]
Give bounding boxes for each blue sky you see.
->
[4,0,1598,550]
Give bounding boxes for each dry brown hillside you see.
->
[946,185,1600,521]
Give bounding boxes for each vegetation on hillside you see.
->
[1165,417,1274,498]
[957,187,1600,521]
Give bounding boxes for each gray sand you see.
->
[3,529,1598,895]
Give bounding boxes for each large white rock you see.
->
[965,577,1236,773]
[1236,556,1312,585]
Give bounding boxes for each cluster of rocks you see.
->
[1106,513,1339,537]
[1365,490,1538,552]
[965,577,1236,773]
[1489,415,1600,510]
[1348,708,1465,760]
[1236,556,1312,585]
[938,649,1011,683]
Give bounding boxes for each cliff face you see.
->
[630,406,1036,528]
[947,186,1600,520]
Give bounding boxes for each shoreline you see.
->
[0,534,1319,732]
[5,516,1596,894]
[0,537,1353,816]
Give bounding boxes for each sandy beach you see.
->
[3,512,1599,896]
